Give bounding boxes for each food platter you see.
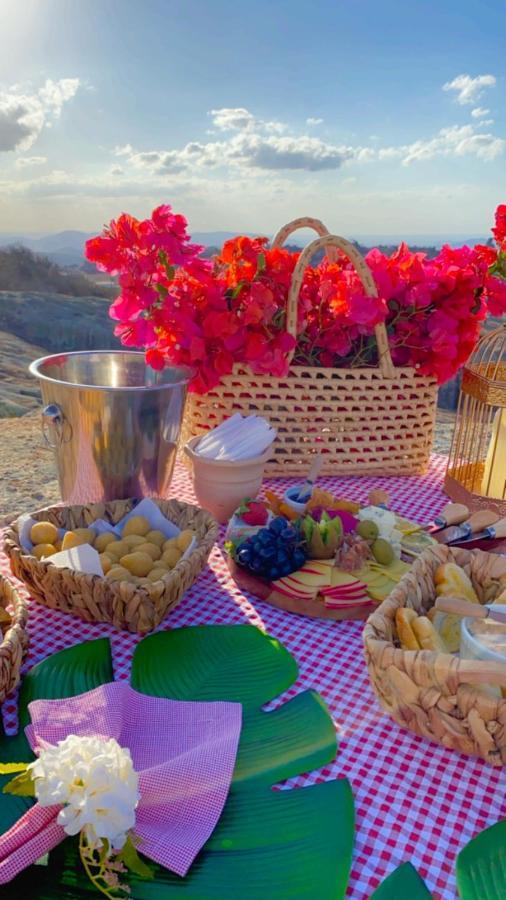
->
[227,558,376,621]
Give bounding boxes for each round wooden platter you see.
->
[227,558,375,621]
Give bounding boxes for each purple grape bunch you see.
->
[235,517,307,581]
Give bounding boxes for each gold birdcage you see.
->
[444,324,506,515]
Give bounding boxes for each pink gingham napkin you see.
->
[0,682,242,882]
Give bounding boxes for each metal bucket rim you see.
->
[29,350,194,392]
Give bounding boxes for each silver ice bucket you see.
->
[30,351,193,503]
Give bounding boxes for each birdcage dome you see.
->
[464,323,506,384]
[445,323,506,516]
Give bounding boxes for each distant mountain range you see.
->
[0,229,490,266]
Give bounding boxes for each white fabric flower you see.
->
[30,735,140,851]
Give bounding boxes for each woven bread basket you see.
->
[4,499,218,634]
[183,217,438,477]
[363,544,506,766]
[0,575,28,704]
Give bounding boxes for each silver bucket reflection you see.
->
[30,351,193,503]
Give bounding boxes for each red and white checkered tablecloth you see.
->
[1,457,505,899]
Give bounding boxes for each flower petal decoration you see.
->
[0,625,354,899]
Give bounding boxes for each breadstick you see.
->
[395,608,421,651]
[412,616,448,653]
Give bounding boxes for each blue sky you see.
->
[0,0,505,237]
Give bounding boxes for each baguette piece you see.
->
[412,615,448,653]
[435,563,478,603]
[395,608,421,651]
[433,562,479,652]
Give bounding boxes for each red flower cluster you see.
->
[85,203,506,393]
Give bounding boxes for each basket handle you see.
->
[284,233,395,377]
[272,217,338,262]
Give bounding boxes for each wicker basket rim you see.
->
[363,544,506,682]
[4,498,218,599]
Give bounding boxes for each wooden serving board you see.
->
[227,559,375,621]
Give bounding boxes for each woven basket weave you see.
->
[183,217,437,476]
[4,499,218,635]
[0,576,28,704]
[363,544,506,766]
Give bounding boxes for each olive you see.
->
[372,538,395,566]
[357,520,379,541]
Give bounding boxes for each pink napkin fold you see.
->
[0,682,242,882]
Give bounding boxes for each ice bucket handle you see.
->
[42,403,73,449]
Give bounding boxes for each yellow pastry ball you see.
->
[105,565,132,582]
[106,540,131,559]
[99,553,113,574]
[162,546,182,569]
[119,552,153,577]
[33,543,57,560]
[146,530,166,548]
[134,577,151,587]
[62,528,95,551]
[94,532,118,553]
[147,567,169,583]
[123,516,150,537]
[137,542,162,561]
[176,529,194,552]
[163,537,178,553]
[30,521,58,546]
[123,534,146,548]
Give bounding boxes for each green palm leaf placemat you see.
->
[0,625,354,899]
[370,861,433,898]
[456,819,506,900]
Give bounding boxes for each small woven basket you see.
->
[363,544,506,766]
[183,217,438,476]
[4,499,218,635]
[0,575,28,704]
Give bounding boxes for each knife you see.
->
[437,510,500,545]
[446,515,506,547]
[418,502,470,534]
[435,595,506,625]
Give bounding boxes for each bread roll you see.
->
[411,616,448,653]
[395,608,421,651]
[434,562,479,652]
[30,521,58,545]
[435,563,478,603]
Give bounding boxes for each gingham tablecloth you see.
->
[1,458,505,899]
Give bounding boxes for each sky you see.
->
[0,0,505,238]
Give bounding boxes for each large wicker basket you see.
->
[364,544,506,766]
[183,217,438,476]
[4,499,218,634]
[0,575,28,704]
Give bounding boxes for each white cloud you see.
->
[392,124,505,165]
[471,106,490,119]
[37,78,80,118]
[209,107,255,131]
[306,117,323,126]
[15,155,47,168]
[443,73,496,105]
[0,78,81,152]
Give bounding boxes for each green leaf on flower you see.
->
[256,252,266,274]
[119,836,154,879]
[154,283,168,297]
[158,250,175,280]
[3,768,35,796]
[0,762,29,774]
